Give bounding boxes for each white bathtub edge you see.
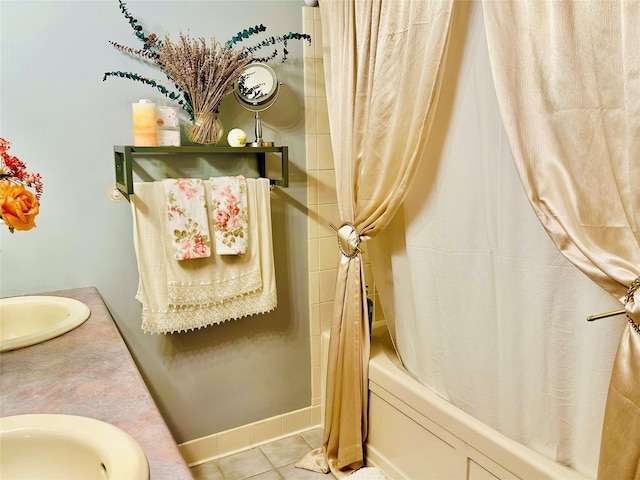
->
[366,325,592,480]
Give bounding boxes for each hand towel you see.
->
[209,176,248,255]
[131,178,277,334]
[164,178,261,308]
[162,178,211,260]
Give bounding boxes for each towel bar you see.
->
[113,145,289,200]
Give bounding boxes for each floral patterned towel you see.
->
[162,178,211,260]
[209,176,248,255]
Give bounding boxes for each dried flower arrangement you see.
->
[0,138,43,233]
[103,0,311,144]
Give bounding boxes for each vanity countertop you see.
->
[0,286,193,479]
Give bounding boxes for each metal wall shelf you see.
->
[114,145,289,199]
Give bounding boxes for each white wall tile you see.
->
[315,96,330,134]
[319,301,334,332]
[305,97,317,135]
[304,58,316,98]
[319,236,339,271]
[317,169,337,205]
[310,302,321,336]
[317,135,334,170]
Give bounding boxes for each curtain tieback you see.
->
[329,222,361,258]
[624,277,640,335]
[587,276,640,334]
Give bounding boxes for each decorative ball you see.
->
[227,128,247,147]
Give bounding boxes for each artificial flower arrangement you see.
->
[0,138,43,233]
[103,0,310,144]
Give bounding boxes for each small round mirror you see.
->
[234,63,281,147]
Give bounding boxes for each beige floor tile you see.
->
[300,428,323,449]
[246,470,284,480]
[189,429,335,480]
[190,460,224,480]
[277,462,335,479]
[216,448,273,480]
[260,435,312,468]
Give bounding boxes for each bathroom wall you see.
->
[0,1,310,444]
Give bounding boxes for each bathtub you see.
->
[321,326,591,480]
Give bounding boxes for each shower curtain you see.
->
[483,2,640,478]
[369,2,627,477]
[296,0,454,477]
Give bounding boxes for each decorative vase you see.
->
[186,110,224,145]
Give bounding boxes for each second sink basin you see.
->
[0,414,149,480]
[0,295,90,352]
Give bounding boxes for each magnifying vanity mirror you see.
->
[233,63,281,147]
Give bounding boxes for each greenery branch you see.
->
[102,71,193,118]
[104,0,311,121]
[117,0,159,49]
[108,40,159,61]
[227,28,311,63]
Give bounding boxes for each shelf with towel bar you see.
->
[114,145,289,200]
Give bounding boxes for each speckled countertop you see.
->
[0,286,193,480]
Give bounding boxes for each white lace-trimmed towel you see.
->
[131,178,277,334]
[162,178,211,260]
[210,175,248,255]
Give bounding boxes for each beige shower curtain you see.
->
[483,1,640,478]
[296,0,454,477]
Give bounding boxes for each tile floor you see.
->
[190,428,337,480]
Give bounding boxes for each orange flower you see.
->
[0,180,39,232]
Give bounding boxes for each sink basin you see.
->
[0,296,90,352]
[0,414,149,480]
